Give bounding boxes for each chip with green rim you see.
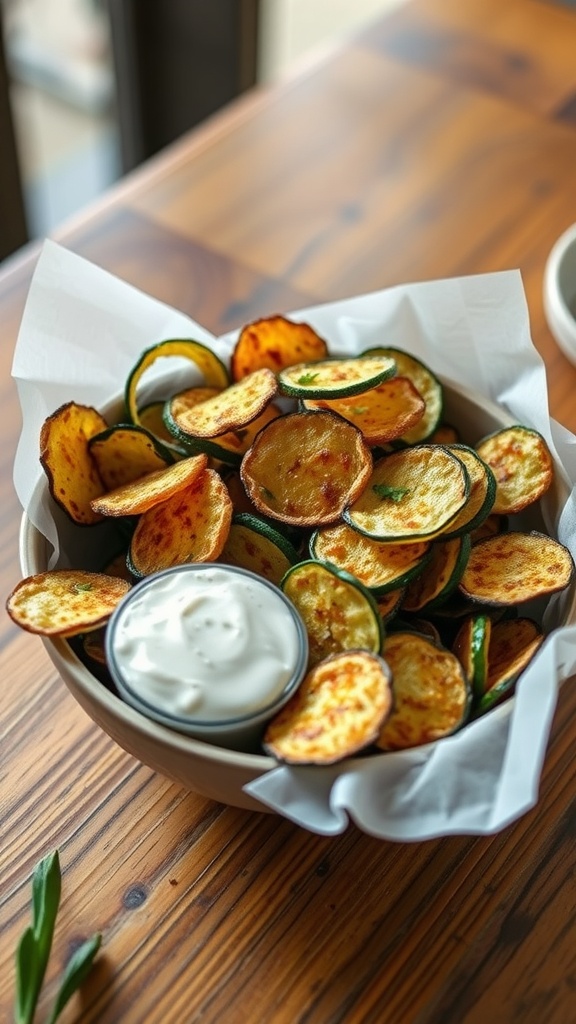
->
[344,445,469,543]
[277,354,396,400]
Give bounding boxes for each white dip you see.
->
[110,566,302,721]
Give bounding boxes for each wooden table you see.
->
[3,1,576,1020]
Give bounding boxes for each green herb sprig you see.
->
[15,850,101,1024]
[372,483,411,502]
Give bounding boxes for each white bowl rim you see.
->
[543,222,576,357]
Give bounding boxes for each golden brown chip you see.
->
[89,424,174,490]
[302,376,425,445]
[263,650,393,764]
[231,315,328,381]
[486,618,543,690]
[459,530,574,605]
[166,368,278,439]
[128,468,233,576]
[475,426,553,514]
[344,445,469,542]
[91,454,208,517]
[6,570,131,637]
[376,632,470,750]
[312,522,430,594]
[240,410,372,527]
[40,401,108,525]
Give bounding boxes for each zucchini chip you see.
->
[40,401,108,525]
[459,530,574,606]
[139,400,182,446]
[125,338,230,426]
[476,618,544,715]
[402,535,471,613]
[91,454,208,517]
[231,315,328,380]
[475,425,553,514]
[281,560,383,666]
[166,389,282,466]
[278,354,396,400]
[127,468,232,577]
[363,346,443,442]
[89,424,175,490]
[301,376,425,445]
[344,445,469,543]
[164,368,278,440]
[263,650,393,765]
[377,588,406,625]
[219,513,300,586]
[6,570,131,637]
[240,410,372,527]
[452,613,492,699]
[441,445,496,540]
[310,522,431,596]
[376,632,470,750]
[470,513,508,546]
[429,422,460,445]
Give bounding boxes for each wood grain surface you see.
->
[3,1,576,1021]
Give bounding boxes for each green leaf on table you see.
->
[15,927,42,1024]
[47,933,102,1024]
[32,850,61,961]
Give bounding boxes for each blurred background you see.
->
[0,0,405,255]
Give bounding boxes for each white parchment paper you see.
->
[12,240,576,839]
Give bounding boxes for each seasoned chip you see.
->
[344,445,469,542]
[402,535,471,613]
[40,401,108,525]
[475,425,553,514]
[376,632,470,750]
[166,387,282,465]
[278,355,397,399]
[91,454,208,517]
[476,618,544,714]
[263,650,393,764]
[459,530,574,605]
[125,338,230,427]
[302,376,425,445]
[89,424,174,490]
[6,570,131,637]
[452,613,492,698]
[231,315,329,380]
[219,513,299,586]
[311,522,431,595]
[128,468,233,577]
[281,560,383,666]
[241,410,372,527]
[363,346,443,442]
[442,445,496,539]
[163,368,278,441]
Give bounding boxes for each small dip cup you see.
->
[105,563,309,752]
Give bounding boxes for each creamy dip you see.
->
[108,565,304,722]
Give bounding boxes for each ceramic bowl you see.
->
[19,379,575,812]
[543,222,576,366]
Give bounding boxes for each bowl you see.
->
[19,378,576,812]
[543,222,576,366]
